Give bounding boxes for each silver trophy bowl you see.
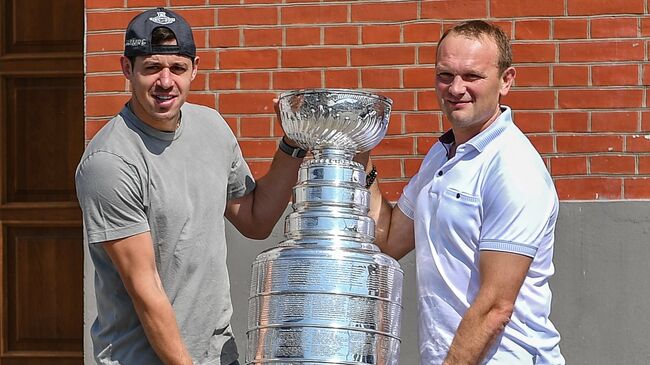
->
[247,89,402,365]
[278,89,391,153]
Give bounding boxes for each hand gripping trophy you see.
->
[246,89,403,365]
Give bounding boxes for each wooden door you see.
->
[0,0,84,364]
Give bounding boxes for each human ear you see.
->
[499,66,516,96]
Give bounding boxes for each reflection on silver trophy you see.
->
[246,89,404,365]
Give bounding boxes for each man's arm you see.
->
[360,153,415,260]
[225,144,303,240]
[443,251,532,365]
[103,232,193,365]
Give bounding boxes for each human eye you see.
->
[436,72,454,83]
[171,65,189,74]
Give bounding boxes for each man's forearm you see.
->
[443,302,512,365]
[131,283,193,365]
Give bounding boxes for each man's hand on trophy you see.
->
[275,97,307,158]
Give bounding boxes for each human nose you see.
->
[448,75,466,96]
[157,68,173,89]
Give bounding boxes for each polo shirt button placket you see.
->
[438,170,443,177]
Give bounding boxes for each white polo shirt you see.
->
[398,106,564,365]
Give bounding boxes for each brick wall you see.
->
[85,0,650,200]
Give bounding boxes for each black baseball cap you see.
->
[124,7,196,59]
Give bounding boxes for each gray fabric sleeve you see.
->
[227,142,255,200]
[75,151,150,244]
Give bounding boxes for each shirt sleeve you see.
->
[75,151,150,244]
[226,140,255,200]
[478,159,558,258]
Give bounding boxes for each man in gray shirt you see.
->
[75,8,307,365]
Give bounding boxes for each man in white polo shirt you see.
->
[366,20,565,364]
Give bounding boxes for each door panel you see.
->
[0,0,84,363]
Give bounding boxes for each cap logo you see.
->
[149,11,176,25]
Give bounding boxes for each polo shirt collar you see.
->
[437,105,512,153]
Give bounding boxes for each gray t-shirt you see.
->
[76,103,254,365]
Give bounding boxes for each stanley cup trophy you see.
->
[246,89,404,365]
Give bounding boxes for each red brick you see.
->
[240,72,271,90]
[422,0,487,20]
[554,177,622,200]
[282,48,347,68]
[247,160,272,179]
[87,33,123,53]
[209,29,240,48]
[210,0,240,4]
[87,11,139,31]
[85,119,109,140]
[512,43,555,63]
[643,17,650,37]
[527,135,555,154]
[218,92,277,114]
[559,89,643,109]
[197,51,216,70]
[243,28,282,47]
[643,112,650,132]
[405,114,440,133]
[416,136,436,154]
[190,73,207,91]
[87,54,121,73]
[192,30,208,49]
[554,112,589,132]
[502,90,555,110]
[591,155,636,174]
[86,94,130,117]
[219,7,277,26]
[209,72,237,90]
[492,0,564,17]
[187,93,216,108]
[219,49,278,70]
[351,2,418,22]
[591,18,638,38]
[286,27,321,46]
[274,70,321,90]
[374,137,414,156]
[86,0,123,8]
[351,47,415,66]
[515,20,551,40]
[404,23,442,43]
[171,0,206,5]
[624,178,650,199]
[553,19,588,40]
[557,135,624,153]
[240,117,272,138]
[513,112,552,133]
[239,140,277,158]
[550,156,587,176]
[515,66,550,87]
[403,67,435,88]
[362,25,401,44]
[373,158,402,179]
[419,46,437,64]
[417,91,438,111]
[592,64,639,86]
[643,64,650,85]
[553,65,589,87]
[324,69,359,89]
[360,68,400,89]
[386,114,403,135]
[592,112,639,132]
[378,181,407,202]
[281,5,347,24]
[86,75,126,93]
[383,91,415,111]
[176,9,216,27]
[404,158,424,176]
[567,0,645,15]
[639,156,650,174]
[627,135,650,152]
[560,41,644,62]
[126,0,165,6]
[324,26,359,45]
